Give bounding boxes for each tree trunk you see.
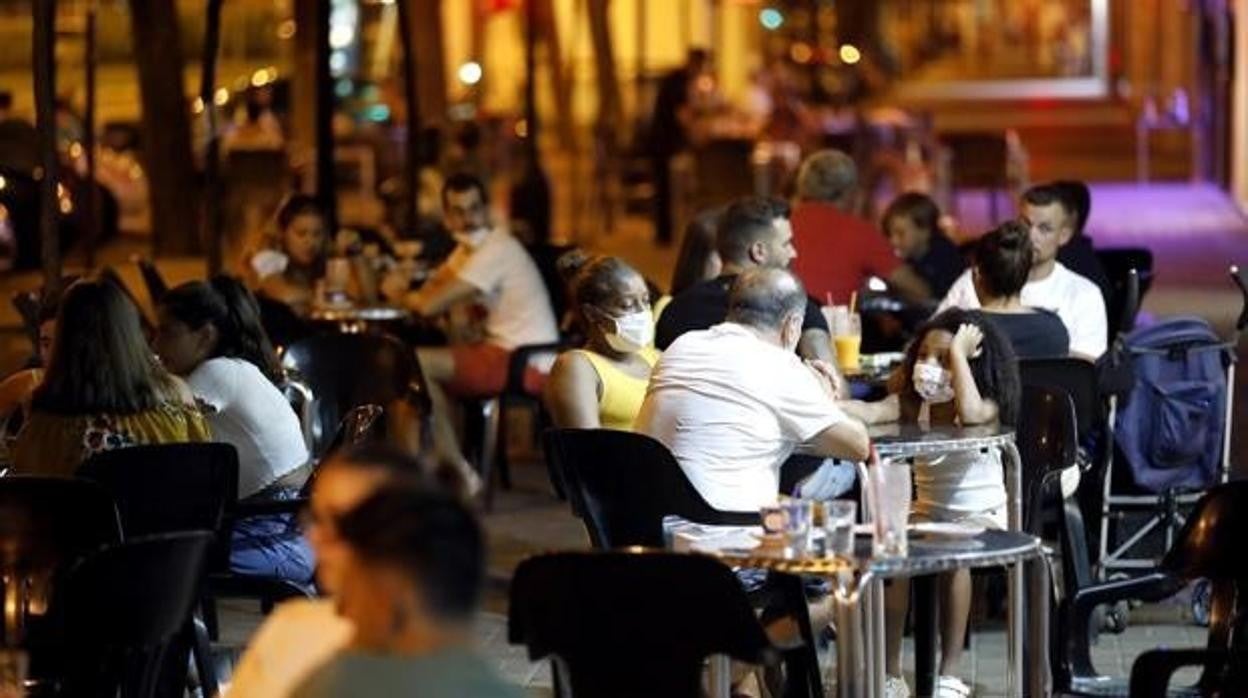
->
[290,0,318,180]
[200,0,224,273]
[32,0,59,292]
[409,0,447,127]
[536,0,574,149]
[130,0,201,256]
[314,0,337,232]
[587,0,622,135]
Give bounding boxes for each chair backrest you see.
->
[281,333,427,456]
[257,295,313,352]
[1095,247,1155,334]
[1161,481,1248,584]
[77,443,239,539]
[51,531,214,698]
[298,403,386,498]
[509,551,777,697]
[542,428,758,549]
[1018,357,1102,439]
[0,476,121,579]
[1017,386,1079,535]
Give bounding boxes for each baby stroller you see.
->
[1096,267,1247,602]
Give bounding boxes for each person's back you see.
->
[293,648,521,698]
[654,275,733,349]
[986,310,1069,359]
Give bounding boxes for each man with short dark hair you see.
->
[655,195,835,363]
[790,149,930,304]
[638,268,870,511]
[382,173,558,480]
[939,182,1108,358]
[1051,179,1113,306]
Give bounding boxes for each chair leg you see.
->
[496,401,513,491]
[479,398,501,510]
[190,616,219,698]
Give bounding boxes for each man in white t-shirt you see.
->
[937,187,1107,359]
[636,268,870,511]
[382,173,559,480]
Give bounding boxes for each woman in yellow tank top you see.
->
[543,256,658,430]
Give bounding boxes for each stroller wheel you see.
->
[1191,579,1212,627]
[1101,603,1129,634]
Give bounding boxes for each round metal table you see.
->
[307,305,411,334]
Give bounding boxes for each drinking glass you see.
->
[869,460,911,558]
[824,499,857,558]
[760,499,812,554]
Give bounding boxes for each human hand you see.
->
[805,359,842,400]
[380,271,409,303]
[950,323,983,359]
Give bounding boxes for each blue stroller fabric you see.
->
[1114,316,1232,493]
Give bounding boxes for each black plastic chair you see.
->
[45,532,214,698]
[281,332,429,458]
[1085,481,1248,698]
[134,256,168,305]
[1096,247,1154,336]
[509,551,780,698]
[542,429,823,697]
[542,428,758,548]
[257,294,314,352]
[0,477,122,647]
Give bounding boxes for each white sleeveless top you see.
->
[911,447,1007,528]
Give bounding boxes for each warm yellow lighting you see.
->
[457,61,483,86]
[277,19,296,40]
[192,97,205,114]
[513,119,528,138]
[0,176,7,191]
[59,199,73,214]
[790,42,814,64]
[68,142,83,159]
[214,88,230,106]
[251,69,270,87]
[839,44,861,65]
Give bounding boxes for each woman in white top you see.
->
[155,275,313,585]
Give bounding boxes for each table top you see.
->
[307,305,411,323]
[669,520,1040,580]
[868,423,1015,458]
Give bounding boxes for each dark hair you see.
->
[1021,183,1075,220]
[898,308,1020,426]
[335,484,485,621]
[717,196,788,265]
[0,91,11,111]
[671,208,721,295]
[442,172,489,207]
[881,192,940,239]
[1052,180,1091,234]
[275,194,325,232]
[568,255,643,309]
[974,220,1033,301]
[160,275,283,385]
[329,442,474,501]
[727,268,806,330]
[34,278,179,415]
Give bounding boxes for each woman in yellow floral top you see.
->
[13,278,209,477]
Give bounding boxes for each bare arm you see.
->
[949,324,999,425]
[886,265,934,304]
[839,393,900,425]
[383,263,482,318]
[541,352,604,429]
[807,419,871,462]
[800,339,850,397]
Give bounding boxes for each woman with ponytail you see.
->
[155,275,313,584]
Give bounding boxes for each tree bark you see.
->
[130,0,202,255]
[314,0,337,232]
[587,0,622,135]
[201,0,224,273]
[32,0,59,292]
[409,0,447,127]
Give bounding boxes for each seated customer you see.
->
[1052,179,1112,308]
[938,184,1107,359]
[0,294,58,437]
[655,206,724,320]
[227,445,468,698]
[972,221,1070,358]
[655,196,835,365]
[381,173,559,481]
[292,482,520,697]
[637,268,870,511]
[882,192,964,301]
[13,278,209,477]
[154,276,313,584]
[789,149,929,305]
[543,256,658,430]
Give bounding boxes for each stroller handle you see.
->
[1233,265,1248,335]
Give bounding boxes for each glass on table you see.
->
[824,499,857,558]
[868,459,911,558]
[760,498,813,555]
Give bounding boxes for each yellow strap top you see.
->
[573,347,659,431]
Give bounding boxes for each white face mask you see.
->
[453,226,490,249]
[912,361,955,404]
[602,308,654,353]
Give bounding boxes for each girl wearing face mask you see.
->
[543,256,658,430]
[863,308,1019,698]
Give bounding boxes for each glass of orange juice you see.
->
[831,310,861,372]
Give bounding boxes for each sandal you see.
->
[937,675,972,697]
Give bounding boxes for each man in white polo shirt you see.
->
[938,183,1107,359]
[382,173,558,484]
[636,268,870,511]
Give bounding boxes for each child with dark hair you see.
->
[881,192,964,300]
[844,307,1020,697]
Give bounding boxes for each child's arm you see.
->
[838,394,899,425]
[949,323,999,425]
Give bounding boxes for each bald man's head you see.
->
[727,267,807,332]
